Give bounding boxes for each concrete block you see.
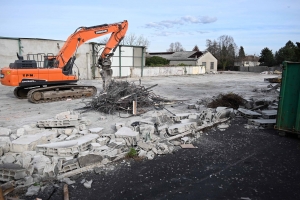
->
[0,141,10,154]
[96,137,109,145]
[0,127,11,136]
[43,163,57,177]
[188,113,199,119]
[32,155,51,175]
[64,129,73,135]
[60,159,80,174]
[0,136,11,144]
[79,124,87,131]
[147,151,155,160]
[115,123,125,130]
[168,123,192,135]
[137,141,153,151]
[17,128,25,137]
[89,127,104,134]
[78,154,103,167]
[0,163,27,181]
[138,149,147,157]
[77,134,99,152]
[1,153,16,164]
[156,114,173,125]
[36,140,78,157]
[24,176,34,185]
[10,130,57,153]
[83,180,93,189]
[238,108,261,119]
[115,127,139,140]
[10,134,18,140]
[90,143,101,150]
[37,119,79,128]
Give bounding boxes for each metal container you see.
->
[275,61,300,135]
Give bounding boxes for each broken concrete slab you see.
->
[78,154,103,168]
[137,141,153,151]
[261,110,277,119]
[60,158,80,174]
[0,164,27,181]
[83,180,93,189]
[168,123,194,135]
[36,140,78,157]
[25,185,40,196]
[146,151,155,160]
[10,130,57,153]
[61,177,75,185]
[238,108,262,119]
[32,155,51,175]
[115,127,139,141]
[77,134,99,152]
[248,119,276,128]
[115,123,125,130]
[1,153,16,164]
[37,119,79,128]
[0,127,11,136]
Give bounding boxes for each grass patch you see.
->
[126,148,137,158]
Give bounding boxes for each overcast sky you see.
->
[1,0,299,56]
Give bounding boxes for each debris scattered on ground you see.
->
[206,93,245,109]
[81,80,168,114]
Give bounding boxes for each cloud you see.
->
[145,15,217,29]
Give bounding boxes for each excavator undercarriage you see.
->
[14,85,97,103]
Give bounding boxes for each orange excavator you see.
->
[0,20,128,103]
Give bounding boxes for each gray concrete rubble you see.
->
[0,106,236,188]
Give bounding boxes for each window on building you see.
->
[202,62,206,67]
[210,62,214,69]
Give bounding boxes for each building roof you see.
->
[149,51,205,61]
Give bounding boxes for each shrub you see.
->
[146,56,169,66]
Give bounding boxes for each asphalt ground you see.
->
[24,117,300,200]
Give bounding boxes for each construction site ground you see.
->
[1,72,300,199]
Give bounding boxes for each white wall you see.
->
[130,66,205,77]
[197,52,218,71]
[0,39,19,68]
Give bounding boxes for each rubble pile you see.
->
[82,80,167,114]
[237,97,279,129]
[0,107,233,196]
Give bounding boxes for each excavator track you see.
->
[27,85,97,104]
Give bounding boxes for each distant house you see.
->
[234,55,260,67]
[148,51,218,72]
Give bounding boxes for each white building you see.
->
[148,51,218,72]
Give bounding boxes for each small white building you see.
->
[234,55,260,67]
[148,51,218,72]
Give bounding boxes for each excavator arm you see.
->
[56,20,128,88]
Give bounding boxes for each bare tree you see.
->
[167,42,185,52]
[192,45,200,52]
[98,33,150,48]
[206,35,238,70]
